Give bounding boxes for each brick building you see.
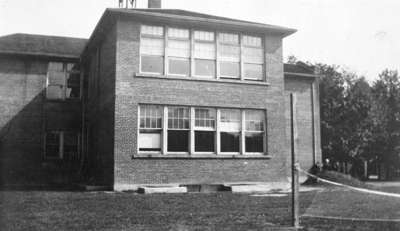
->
[0,2,321,190]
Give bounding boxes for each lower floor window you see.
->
[195,131,215,152]
[45,131,79,160]
[245,132,264,153]
[220,132,240,153]
[168,130,189,152]
[137,105,266,155]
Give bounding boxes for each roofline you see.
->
[108,8,297,37]
[284,72,320,78]
[0,50,80,60]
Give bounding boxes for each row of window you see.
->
[46,62,81,100]
[45,131,80,160]
[140,25,265,81]
[139,105,266,155]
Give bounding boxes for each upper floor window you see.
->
[139,25,265,81]
[140,25,164,75]
[46,62,81,100]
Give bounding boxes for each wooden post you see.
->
[290,93,300,229]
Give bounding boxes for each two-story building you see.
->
[0,1,321,190]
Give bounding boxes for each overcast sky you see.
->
[1,0,399,81]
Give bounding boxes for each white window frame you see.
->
[46,62,81,100]
[138,105,163,153]
[193,107,217,154]
[218,32,241,79]
[242,35,265,81]
[139,25,165,75]
[193,30,216,78]
[167,27,191,77]
[137,105,266,156]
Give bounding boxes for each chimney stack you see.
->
[148,0,161,8]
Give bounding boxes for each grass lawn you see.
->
[1,188,399,231]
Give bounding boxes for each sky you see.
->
[0,0,399,81]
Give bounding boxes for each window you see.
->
[167,28,190,76]
[167,107,190,152]
[220,109,241,153]
[245,110,265,153]
[243,35,264,80]
[47,62,81,100]
[140,25,164,74]
[194,31,216,78]
[218,33,240,79]
[137,105,266,156]
[45,131,79,160]
[139,25,265,81]
[139,105,163,152]
[194,108,216,152]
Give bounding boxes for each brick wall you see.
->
[284,76,322,175]
[112,18,289,189]
[0,56,81,186]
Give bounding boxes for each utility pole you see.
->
[290,93,300,229]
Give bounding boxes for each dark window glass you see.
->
[64,132,79,160]
[168,130,189,152]
[66,72,80,98]
[220,132,240,152]
[220,62,240,78]
[195,131,215,152]
[245,132,264,152]
[168,58,190,76]
[195,59,215,77]
[141,55,164,74]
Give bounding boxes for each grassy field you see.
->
[1,187,400,231]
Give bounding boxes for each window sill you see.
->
[132,153,271,159]
[134,73,271,86]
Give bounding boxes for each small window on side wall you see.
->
[45,131,79,160]
[46,62,81,100]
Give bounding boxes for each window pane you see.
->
[194,43,215,59]
[139,130,161,151]
[220,62,240,78]
[141,37,164,55]
[244,64,263,80]
[219,33,239,44]
[168,130,189,152]
[64,133,78,159]
[195,59,215,77]
[141,25,164,36]
[245,110,265,131]
[66,72,80,98]
[243,35,262,47]
[168,58,190,76]
[140,105,162,129]
[168,40,190,58]
[195,108,215,128]
[245,132,264,152]
[47,85,63,99]
[220,109,241,131]
[66,63,80,72]
[168,107,189,129]
[168,28,189,39]
[194,31,214,41]
[46,132,60,158]
[141,55,164,74]
[48,71,65,85]
[195,131,215,152]
[48,62,63,72]
[219,44,240,62]
[220,132,240,153]
[243,47,263,63]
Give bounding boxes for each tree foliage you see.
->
[287,57,400,177]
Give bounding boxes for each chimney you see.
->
[148,0,161,8]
